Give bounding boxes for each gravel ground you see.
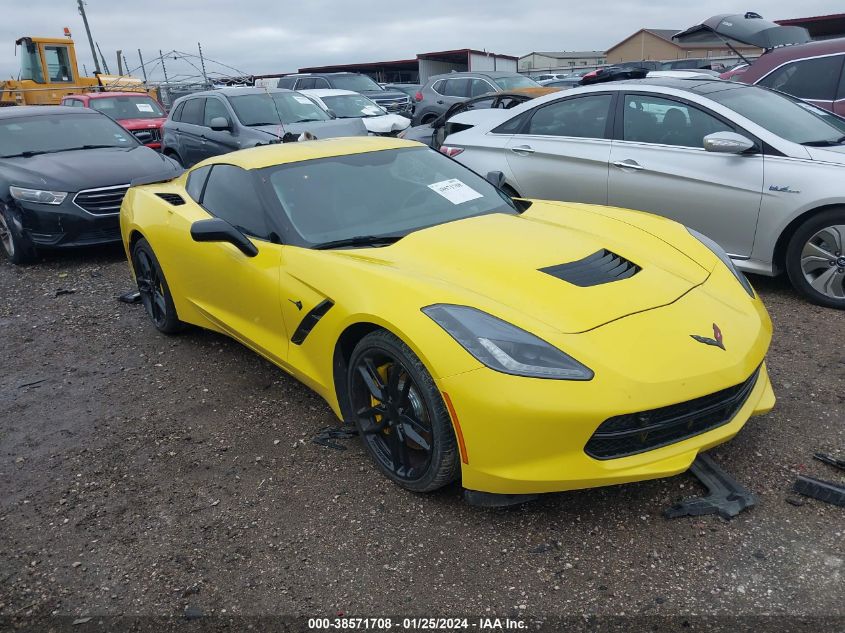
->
[0,247,842,631]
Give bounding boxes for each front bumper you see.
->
[434,274,774,495]
[17,200,121,248]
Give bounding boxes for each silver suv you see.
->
[412,71,542,126]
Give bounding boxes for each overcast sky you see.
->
[2,1,841,81]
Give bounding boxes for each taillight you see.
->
[440,146,464,158]
[414,91,423,102]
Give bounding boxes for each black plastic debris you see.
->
[813,452,845,472]
[117,290,141,304]
[464,490,539,508]
[793,475,845,507]
[664,453,758,519]
[312,426,358,450]
[55,288,76,297]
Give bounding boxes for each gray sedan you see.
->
[161,87,367,167]
[442,78,845,308]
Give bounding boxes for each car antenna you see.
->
[261,83,286,143]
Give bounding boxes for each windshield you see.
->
[330,74,382,92]
[707,86,845,145]
[321,94,385,118]
[0,113,139,157]
[228,92,331,126]
[263,146,516,245]
[90,95,165,119]
[493,76,541,90]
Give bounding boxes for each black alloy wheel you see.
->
[347,330,460,492]
[131,238,184,334]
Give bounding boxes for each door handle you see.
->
[510,145,535,155]
[436,100,444,105]
[612,159,644,171]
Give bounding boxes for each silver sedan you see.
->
[442,78,845,308]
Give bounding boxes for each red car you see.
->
[735,38,845,116]
[60,92,167,150]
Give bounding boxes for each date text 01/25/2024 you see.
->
[307,617,527,630]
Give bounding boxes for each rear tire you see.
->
[0,205,37,265]
[785,208,845,309]
[346,330,460,493]
[131,238,185,334]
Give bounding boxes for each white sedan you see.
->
[299,89,411,136]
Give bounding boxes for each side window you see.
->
[170,101,186,122]
[838,58,845,100]
[469,79,494,97]
[758,56,844,102]
[622,94,732,148]
[444,78,469,98]
[432,80,446,95]
[43,45,74,82]
[203,98,229,126]
[200,165,270,240]
[314,78,331,88]
[526,94,613,138]
[186,165,211,202]
[297,77,317,90]
[180,98,205,125]
[468,97,496,110]
[492,111,531,134]
[277,77,296,89]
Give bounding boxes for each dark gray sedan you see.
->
[161,87,367,167]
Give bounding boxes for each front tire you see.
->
[131,238,184,334]
[785,208,845,309]
[347,330,460,493]
[0,205,37,265]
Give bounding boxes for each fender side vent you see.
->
[155,192,186,206]
[540,249,640,287]
[291,299,334,345]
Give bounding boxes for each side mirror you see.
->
[486,171,507,190]
[190,218,258,257]
[703,131,755,154]
[209,116,231,132]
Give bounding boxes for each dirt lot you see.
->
[0,246,843,630]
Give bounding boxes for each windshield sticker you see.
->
[427,179,483,205]
[293,95,313,105]
[136,103,154,113]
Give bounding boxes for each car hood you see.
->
[0,146,180,192]
[362,114,411,134]
[803,144,845,163]
[252,117,367,140]
[116,117,167,130]
[363,90,408,101]
[334,202,711,334]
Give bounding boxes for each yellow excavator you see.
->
[1,33,154,106]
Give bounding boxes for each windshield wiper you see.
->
[311,234,404,250]
[0,150,49,158]
[246,122,283,127]
[802,135,845,147]
[1,145,122,158]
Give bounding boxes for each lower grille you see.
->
[585,368,760,460]
[130,127,161,144]
[375,97,410,112]
[73,185,130,215]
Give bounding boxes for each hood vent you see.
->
[540,249,640,287]
[156,192,186,206]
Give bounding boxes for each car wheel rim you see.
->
[800,224,845,300]
[351,353,433,482]
[0,214,14,256]
[135,250,167,327]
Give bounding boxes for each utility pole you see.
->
[116,50,123,75]
[137,50,148,82]
[77,0,101,74]
[197,42,209,87]
[159,50,169,84]
[122,53,129,76]
[96,42,111,74]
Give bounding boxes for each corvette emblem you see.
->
[691,323,725,350]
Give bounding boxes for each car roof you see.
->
[177,87,294,100]
[0,105,97,119]
[299,89,358,98]
[290,72,365,77]
[190,137,419,171]
[430,71,522,80]
[63,92,156,99]
[748,37,845,67]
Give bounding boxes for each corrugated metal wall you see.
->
[470,53,518,72]
[418,58,467,82]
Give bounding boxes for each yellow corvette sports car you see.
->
[120,137,775,500]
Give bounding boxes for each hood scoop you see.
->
[540,249,640,287]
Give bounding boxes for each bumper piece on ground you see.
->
[664,453,758,519]
[793,475,845,507]
[463,490,539,508]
